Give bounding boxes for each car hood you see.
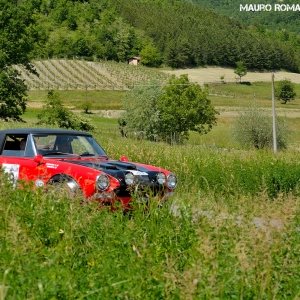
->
[61,157,165,183]
[63,157,144,172]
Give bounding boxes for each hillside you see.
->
[115,0,300,72]
[191,0,300,34]
[24,0,300,72]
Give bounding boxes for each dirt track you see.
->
[218,107,300,118]
[163,67,300,84]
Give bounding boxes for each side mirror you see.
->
[119,155,129,162]
[34,154,45,165]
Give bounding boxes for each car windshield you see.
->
[33,134,107,157]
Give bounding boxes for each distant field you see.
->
[21,60,300,147]
[17,60,300,92]
[15,59,169,91]
[21,60,300,111]
[165,67,300,84]
[27,81,300,112]
[208,81,300,109]
[28,90,126,110]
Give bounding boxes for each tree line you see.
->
[9,0,299,72]
[115,0,300,71]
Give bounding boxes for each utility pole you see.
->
[272,72,277,153]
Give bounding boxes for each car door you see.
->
[0,133,47,186]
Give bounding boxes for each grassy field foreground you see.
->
[1,116,300,298]
[1,181,299,299]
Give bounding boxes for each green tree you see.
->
[111,17,137,62]
[275,80,296,104]
[122,75,218,144]
[140,43,162,67]
[0,0,36,120]
[0,0,35,69]
[234,61,247,83]
[0,68,27,121]
[37,90,94,131]
[157,75,217,143]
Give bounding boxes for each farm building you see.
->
[128,56,141,65]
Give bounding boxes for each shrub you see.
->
[37,90,94,131]
[82,101,93,114]
[233,106,288,150]
[121,82,162,141]
[275,79,296,104]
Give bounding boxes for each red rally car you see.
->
[0,128,177,208]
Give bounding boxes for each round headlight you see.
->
[125,172,135,185]
[166,174,177,189]
[66,179,79,192]
[96,174,110,191]
[157,172,166,185]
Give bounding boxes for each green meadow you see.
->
[1,82,300,299]
[28,81,300,110]
[28,90,126,110]
[208,82,300,109]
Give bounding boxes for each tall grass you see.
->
[100,132,300,199]
[1,174,299,299]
